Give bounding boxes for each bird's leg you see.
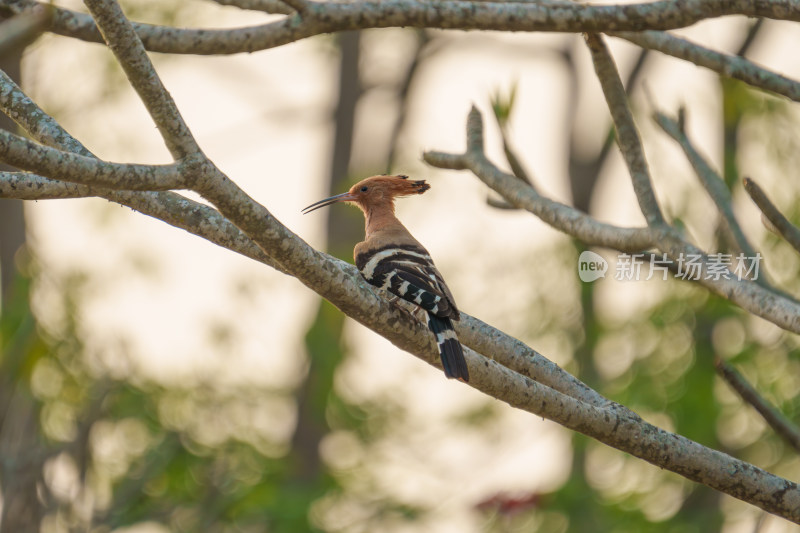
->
[385,294,425,324]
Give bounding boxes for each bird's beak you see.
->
[302,192,356,214]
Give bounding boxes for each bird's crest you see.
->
[353,175,430,199]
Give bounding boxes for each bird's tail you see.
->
[427,314,469,382]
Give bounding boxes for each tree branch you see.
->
[715,357,800,453]
[743,177,800,254]
[0,129,186,190]
[424,107,657,251]
[456,314,610,408]
[0,69,92,157]
[655,229,800,332]
[0,172,95,199]
[4,0,800,55]
[584,33,664,226]
[612,30,800,103]
[651,109,800,301]
[653,109,757,258]
[207,0,293,15]
[83,0,201,160]
[274,0,308,16]
[0,3,51,56]
[429,106,800,334]
[0,69,286,274]
[386,29,430,173]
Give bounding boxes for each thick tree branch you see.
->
[613,30,800,103]
[0,172,94,199]
[0,169,288,273]
[456,314,609,408]
[3,0,800,55]
[0,168,607,415]
[584,33,664,226]
[0,129,186,190]
[0,69,92,157]
[0,158,617,418]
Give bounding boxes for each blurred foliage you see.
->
[491,82,518,129]
[1,258,425,532]
[0,266,312,531]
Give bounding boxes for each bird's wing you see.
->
[357,245,459,319]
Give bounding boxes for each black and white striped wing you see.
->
[357,244,469,381]
[357,245,458,319]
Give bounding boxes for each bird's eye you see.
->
[360,186,368,192]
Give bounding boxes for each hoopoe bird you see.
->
[303,175,470,382]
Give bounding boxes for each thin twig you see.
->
[500,132,534,186]
[487,104,538,210]
[497,113,536,187]
[743,177,800,254]
[207,0,293,15]
[735,18,764,57]
[715,357,800,453]
[653,107,794,299]
[275,0,309,15]
[584,33,665,226]
[652,109,756,258]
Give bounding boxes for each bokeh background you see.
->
[2,1,800,532]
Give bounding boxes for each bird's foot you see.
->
[387,295,425,323]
